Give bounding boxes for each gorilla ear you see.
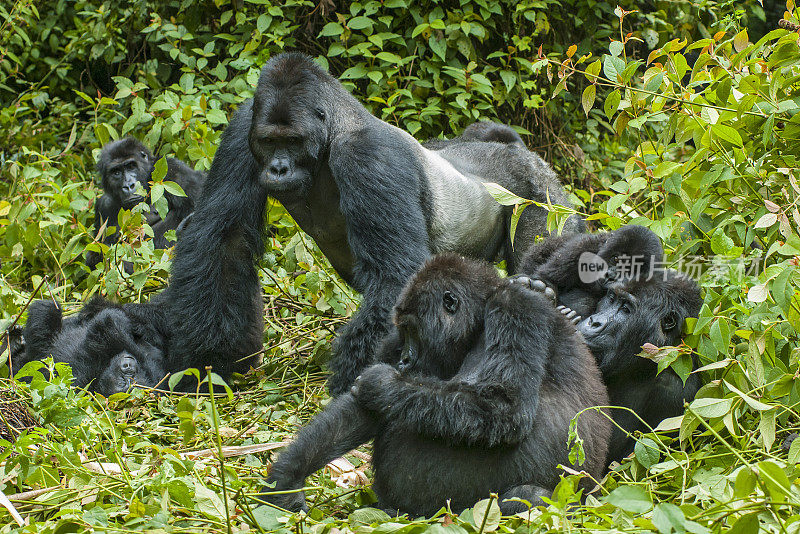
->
[442,291,459,314]
[661,312,678,332]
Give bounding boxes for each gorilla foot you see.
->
[556,305,582,325]
[508,275,556,304]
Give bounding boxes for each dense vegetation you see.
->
[1,0,799,532]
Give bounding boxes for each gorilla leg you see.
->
[264,394,381,511]
[22,300,63,363]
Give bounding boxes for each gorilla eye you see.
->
[140,151,147,159]
[314,107,325,121]
[662,313,678,331]
[442,291,459,314]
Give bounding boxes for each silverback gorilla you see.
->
[86,138,206,270]
[517,226,702,464]
[243,52,582,394]
[262,255,610,516]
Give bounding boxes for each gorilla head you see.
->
[579,270,702,378]
[97,138,155,209]
[248,53,337,198]
[389,255,500,379]
[596,224,664,284]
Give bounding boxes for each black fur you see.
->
[518,225,701,464]
[263,254,610,516]
[518,225,664,317]
[244,52,582,394]
[87,138,206,270]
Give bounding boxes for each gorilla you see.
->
[579,272,702,464]
[516,226,702,465]
[15,298,166,396]
[240,52,582,394]
[423,121,525,149]
[86,138,206,270]
[262,254,610,516]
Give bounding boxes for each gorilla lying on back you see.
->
[239,52,582,394]
[86,138,206,270]
[517,226,702,464]
[16,298,165,396]
[263,254,610,516]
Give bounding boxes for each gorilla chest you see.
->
[280,170,355,284]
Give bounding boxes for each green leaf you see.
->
[604,485,653,513]
[652,503,685,534]
[499,70,516,93]
[483,182,530,206]
[602,54,626,82]
[348,16,373,30]
[349,508,392,526]
[604,89,621,119]
[711,124,743,146]
[582,85,596,116]
[429,35,447,61]
[634,438,660,469]
[471,498,501,532]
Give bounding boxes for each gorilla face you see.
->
[391,257,497,379]
[579,276,695,378]
[96,351,141,394]
[248,58,330,199]
[97,138,154,209]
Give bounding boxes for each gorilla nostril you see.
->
[269,160,289,177]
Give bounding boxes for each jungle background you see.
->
[1,0,799,532]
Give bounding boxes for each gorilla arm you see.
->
[325,128,432,395]
[352,283,550,448]
[262,394,381,512]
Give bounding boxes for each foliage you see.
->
[1,0,800,532]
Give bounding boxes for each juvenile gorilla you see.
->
[579,273,701,464]
[240,52,582,394]
[263,255,610,516]
[18,298,166,396]
[516,226,701,464]
[86,138,206,270]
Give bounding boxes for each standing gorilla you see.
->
[241,52,582,394]
[86,138,206,270]
[263,254,609,516]
[516,226,702,464]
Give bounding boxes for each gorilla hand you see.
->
[351,363,401,412]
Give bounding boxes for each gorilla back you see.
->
[238,52,581,393]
